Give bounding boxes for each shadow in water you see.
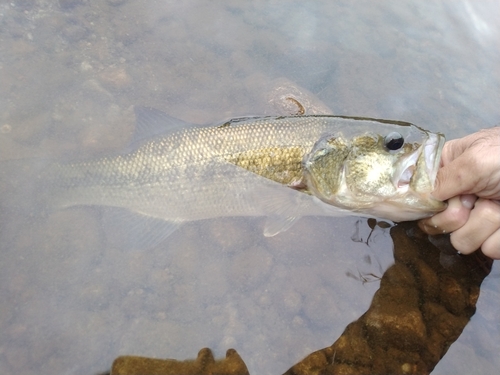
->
[106,221,492,375]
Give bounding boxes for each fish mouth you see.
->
[393,132,445,192]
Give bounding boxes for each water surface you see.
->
[0,1,499,374]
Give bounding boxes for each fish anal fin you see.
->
[263,216,300,237]
[102,207,182,250]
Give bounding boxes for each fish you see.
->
[0,107,446,246]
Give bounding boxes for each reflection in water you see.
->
[285,222,492,375]
[108,222,492,375]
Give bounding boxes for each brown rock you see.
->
[413,259,440,301]
[332,323,373,366]
[384,347,422,374]
[421,301,446,323]
[392,228,421,264]
[439,274,467,315]
[284,348,331,375]
[381,262,416,289]
[111,348,249,375]
[333,363,372,375]
[363,302,427,351]
[421,329,447,366]
[433,309,469,344]
[372,284,420,309]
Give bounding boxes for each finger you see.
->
[438,137,471,165]
[449,198,500,254]
[481,228,500,259]
[432,154,481,201]
[439,129,496,164]
[432,128,500,201]
[418,195,475,235]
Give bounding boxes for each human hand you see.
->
[419,127,500,259]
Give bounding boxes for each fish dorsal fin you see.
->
[133,107,192,143]
[217,116,272,127]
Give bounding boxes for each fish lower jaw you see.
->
[325,184,445,221]
[359,198,445,222]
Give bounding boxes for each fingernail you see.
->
[460,194,476,209]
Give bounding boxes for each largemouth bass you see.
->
[1,107,445,243]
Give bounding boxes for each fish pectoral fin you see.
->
[263,216,301,237]
[102,207,183,250]
[252,181,317,236]
[208,160,322,236]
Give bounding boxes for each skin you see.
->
[419,127,500,259]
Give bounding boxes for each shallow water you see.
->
[0,1,499,374]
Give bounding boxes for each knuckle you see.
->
[444,205,469,228]
[422,202,469,234]
[450,232,476,254]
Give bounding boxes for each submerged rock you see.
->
[283,222,492,375]
[111,348,249,375]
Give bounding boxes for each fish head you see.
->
[303,121,446,221]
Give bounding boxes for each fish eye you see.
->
[384,132,404,151]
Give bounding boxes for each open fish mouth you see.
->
[397,162,415,188]
[393,132,445,192]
